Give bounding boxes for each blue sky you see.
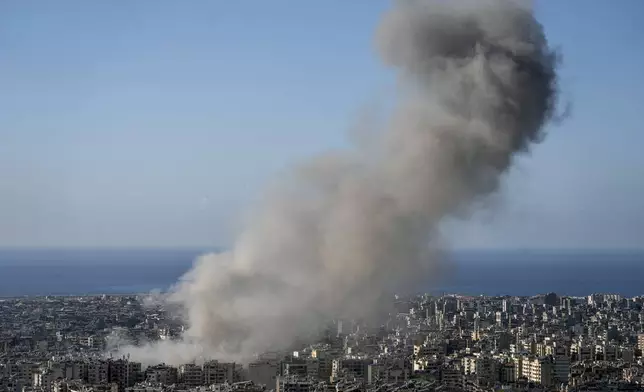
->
[1,0,642,249]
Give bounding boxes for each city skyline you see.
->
[2,291,644,392]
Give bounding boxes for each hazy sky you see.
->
[1,1,643,249]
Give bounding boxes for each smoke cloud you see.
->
[122,0,561,365]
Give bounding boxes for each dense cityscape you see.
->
[2,293,644,392]
[2,0,642,391]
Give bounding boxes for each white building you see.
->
[521,357,553,387]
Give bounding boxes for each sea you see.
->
[0,248,643,298]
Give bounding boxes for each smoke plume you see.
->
[122,0,561,365]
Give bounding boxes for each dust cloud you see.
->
[120,0,561,365]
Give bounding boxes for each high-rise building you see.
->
[475,356,498,385]
[87,360,109,385]
[202,361,236,385]
[496,311,509,327]
[637,334,644,351]
[440,366,462,390]
[108,359,141,392]
[552,355,570,384]
[178,364,203,387]
[521,357,553,387]
[500,362,516,384]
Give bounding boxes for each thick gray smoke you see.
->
[122,0,561,365]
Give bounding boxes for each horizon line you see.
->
[0,246,643,253]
